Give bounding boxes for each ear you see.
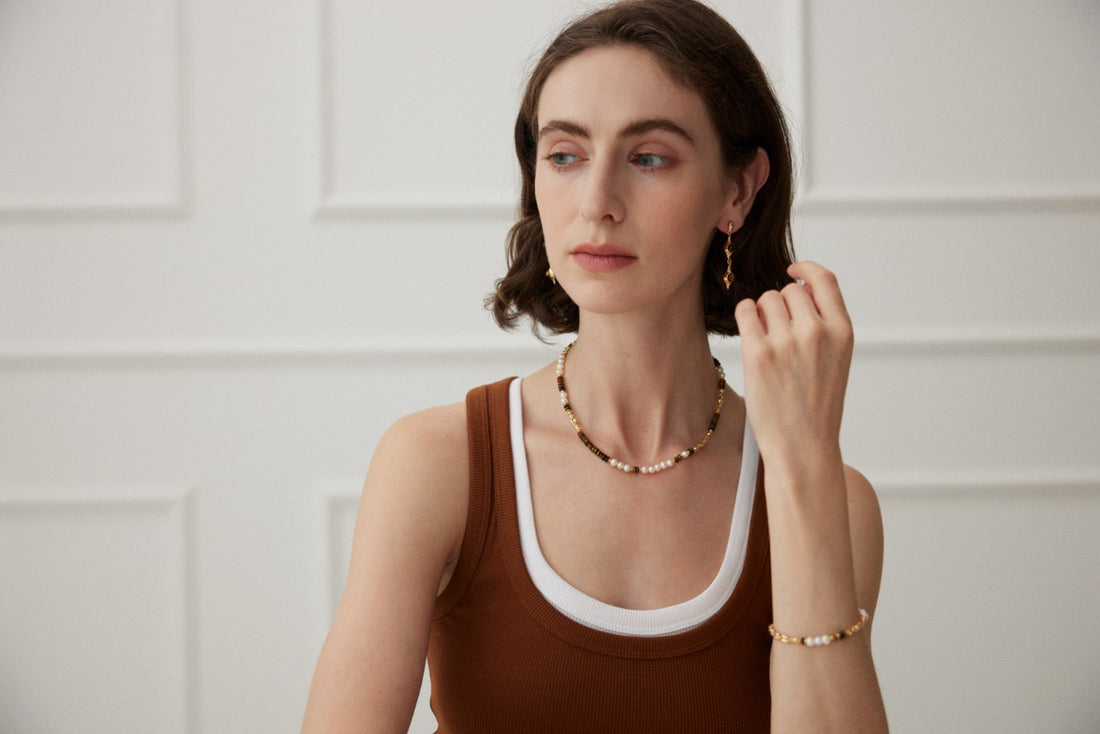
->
[717,147,770,234]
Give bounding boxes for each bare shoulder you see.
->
[377,401,468,474]
[363,401,469,562]
[843,464,885,623]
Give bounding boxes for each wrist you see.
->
[761,447,846,507]
[762,434,842,465]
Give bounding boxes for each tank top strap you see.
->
[434,377,515,618]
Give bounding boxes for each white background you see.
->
[1,1,1098,732]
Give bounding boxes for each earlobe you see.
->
[717,218,741,237]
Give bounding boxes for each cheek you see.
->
[651,191,721,239]
[534,173,569,230]
[534,171,552,212]
[534,175,548,213]
[534,175,563,252]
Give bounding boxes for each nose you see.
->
[579,158,625,224]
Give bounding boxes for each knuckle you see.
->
[826,322,854,352]
[734,298,756,316]
[781,281,804,296]
[804,322,826,346]
[757,290,782,306]
[754,343,779,366]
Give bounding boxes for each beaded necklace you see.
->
[555,341,726,475]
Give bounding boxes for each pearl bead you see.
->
[556,341,725,477]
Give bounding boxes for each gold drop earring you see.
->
[546,267,557,285]
[723,222,735,290]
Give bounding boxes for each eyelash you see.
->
[542,151,671,171]
[630,152,669,169]
[545,152,581,168]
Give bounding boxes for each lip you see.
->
[569,242,638,273]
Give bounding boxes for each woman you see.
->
[303,1,887,731]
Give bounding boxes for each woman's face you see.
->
[534,45,736,324]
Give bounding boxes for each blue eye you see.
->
[632,152,669,168]
[547,152,581,167]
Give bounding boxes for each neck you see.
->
[557,315,724,466]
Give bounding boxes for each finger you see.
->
[754,290,791,335]
[734,297,765,342]
[780,281,821,325]
[787,261,850,322]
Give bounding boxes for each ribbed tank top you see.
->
[428,378,773,733]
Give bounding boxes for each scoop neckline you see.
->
[499,377,766,653]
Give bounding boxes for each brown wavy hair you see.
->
[487,0,795,336]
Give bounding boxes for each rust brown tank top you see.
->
[428,378,773,732]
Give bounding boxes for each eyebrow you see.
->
[537,118,697,147]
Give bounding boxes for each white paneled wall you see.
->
[0,0,184,216]
[0,487,195,733]
[0,2,1097,733]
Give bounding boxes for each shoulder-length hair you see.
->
[488,0,795,336]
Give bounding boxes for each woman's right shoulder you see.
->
[358,400,471,571]
[371,400,469,491]
[373,376,511,478]
[383,401,468,450]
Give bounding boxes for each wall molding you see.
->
[789,0,1100,215]
[319,486,359,619]
[0,0,191,223]
[871,469,1100,498]
[0,484,193,507]
[317,470,1100,503]
[0,202,190,223]
[309,481,363,646]
[0,484,198,733]
[308,0,1100,218]
[311,0,511,221]
[313,196,513,222]
[0,327,1096,368]
[796,188,1100,215]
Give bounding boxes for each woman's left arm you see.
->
[735,261,888,733]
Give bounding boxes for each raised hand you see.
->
[733,261,854,466]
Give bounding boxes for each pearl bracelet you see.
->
[768,609,870,647]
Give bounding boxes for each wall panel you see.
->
[842,349,1100,475]
[316,0,572,215]
[0,487,195,733]
[877,481,1100,732]
[801,0,1100,208]
[0,0,185,217]
[316,0,792,217]
[797,211,1100,336]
